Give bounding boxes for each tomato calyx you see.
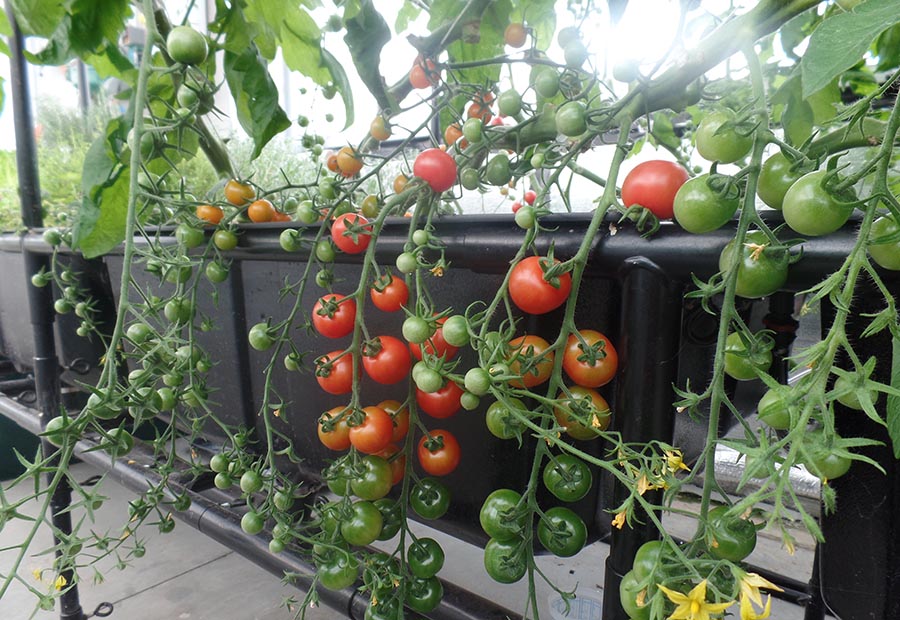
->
[420,431,446,453]
[618,203,662,237]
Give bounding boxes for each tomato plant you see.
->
[315,351,354,395]
[705,506,757,562]
[413,148,458,193]
[621,160,689,220]
[718,230,790,299]
[507,335,553,388]
[480,489,526,541]
[417,429,461,476]
[370,274,408,312]
[537,507,587,557]
[362,336,411,385]
[562,329,618,388]
[331,213,372,254]
[672,175,740,234]
[695,109,752,164]
[348,406,393,454]
[509,256,572,315]
[410,478,450,520]
[483,538,527,584]
[543,453,593,502]
[416,381,463,419]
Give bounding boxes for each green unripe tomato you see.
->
[166,26,209,65]
[695,109,752,164]
[485,153,512,186]
[498,89,523,117]
[757,152,803,210]
[462,118,484,143]
[868,215,900,270]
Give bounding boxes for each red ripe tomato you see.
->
[416,381,463,419]
[563,329,618,388]
[318,406,351,450]
[509,256,572,315]
[418,429,461,476]
[409,57,438,89]
[312,293,357,339]
[377,399,410,442]
[370,274,409,312]
[413,148,458,193]
[362,336,412,385]
[410,316,459,361]
[331,213,371,254]
[348,406,394,454]
[508,335,554,388]
[511,201,522,213]
[524,189,537,205]
[377,443,406,485]
[621,160,689,220]
[316,350,355,395]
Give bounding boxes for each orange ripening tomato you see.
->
[444,123,463,146]
[508,335,554,388]
[196,204,224,226]
[326,152,340,173]
[409,57,439,89]
[247,199,276,223]
[562,329,618,388]
[336,146,363,177]
[370,115,392,141]
[394,174,409,194]
[318,406,351,451]
[224,179,255,206]
[271,211,292,222]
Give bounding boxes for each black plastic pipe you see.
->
[602,258,684,620]
[0,395,518,620]
[4,6,85,620]
[1,214,869,291]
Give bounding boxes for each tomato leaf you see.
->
[8,0,67,37]
[223,45,291,159]
[344,0,391,114]
[72,119,130,258]
[801,0,900,98]
[395,1,422,32]
[886,336,900,459]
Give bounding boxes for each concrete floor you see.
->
[1,462,820,620]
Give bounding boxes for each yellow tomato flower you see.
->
[665,449,690,473]
[612,510,627,529]
[738,572,782,620]
[54,575,67,591]
[657,579,733,620]
[33,568,43,581]
[740,594,772,620]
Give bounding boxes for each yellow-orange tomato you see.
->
[318,406,351,450]
[196,204,224,226]
[393,174,409,194]
[444,123,463,146]
[504,23,527,48]
[336,146,363,177]
[247,199,276,223]
[370,116,392,141]
[326,152,339,173]
[224,179,255,206]
[508,335,554,388]
[554,386,611,440]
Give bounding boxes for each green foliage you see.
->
[801,0,900,97]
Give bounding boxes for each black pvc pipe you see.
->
[5,5,85,619]
[602,257,684,620]
[0,213,869,291]
[0,395,518,620]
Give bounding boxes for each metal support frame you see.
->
[4,5,85,619]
